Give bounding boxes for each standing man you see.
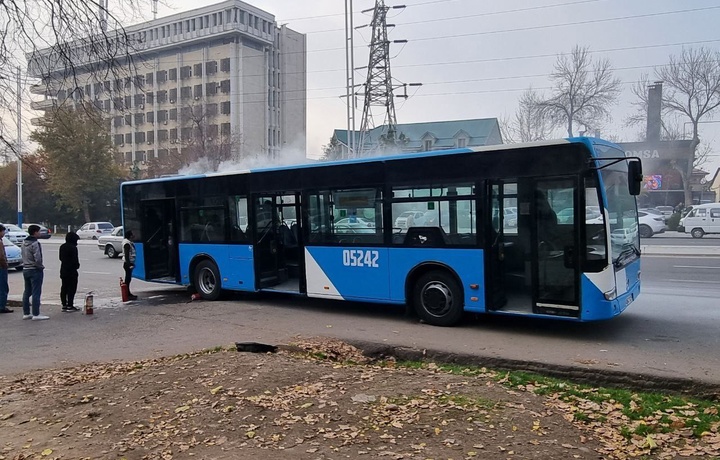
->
[122,230,138,301]
[0,225,14,314]
[59,231,80,312]
[21,225,48,320]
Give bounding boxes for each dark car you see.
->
[22,223,52,239]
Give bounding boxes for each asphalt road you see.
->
[1,237,719,389]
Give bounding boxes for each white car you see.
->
[637,211,666,238]
[97,226,124,258]
[0,223,28,244]
[77,221,115,240]
[2,236,23,270]
[394,211,425,230]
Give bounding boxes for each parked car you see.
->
[639,208,666,221]
[638,211,666,238]
[77,221,115,240]
[0,223,28,244]
[97,226,124,258]
[21,223,52,239]
[2,236,23,270]
[678,203,720,238]
[394,211,425,230]
[335,217,374,227]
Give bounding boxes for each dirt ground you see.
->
[0,338,713,460]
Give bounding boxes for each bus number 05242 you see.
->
[342,249,380,268]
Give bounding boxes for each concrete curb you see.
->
[346,339,720,400]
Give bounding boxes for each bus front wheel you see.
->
[194,260,221,300]
[412,270,464,327]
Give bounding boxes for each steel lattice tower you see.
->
[357,0,397,156]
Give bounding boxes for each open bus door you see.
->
[140,199,179,281]
[252,194,302,292]
[531,178,580,317]
[486,179,580,318]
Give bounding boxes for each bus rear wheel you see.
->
[194,260,221,300]
[412,270,464,327]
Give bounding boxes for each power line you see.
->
[305,5,720,54]
[304,0,608,34]
[277,0,463,22]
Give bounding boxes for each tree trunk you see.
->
[685,127,701,206]
[83,200,91,223]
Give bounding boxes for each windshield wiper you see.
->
[614,243,640,267]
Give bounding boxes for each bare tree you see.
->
[0,0,156,158]
[502,88,554,143]
[657,47,720,205]
[536,46,621,137]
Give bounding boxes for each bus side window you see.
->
[228,196,249,242]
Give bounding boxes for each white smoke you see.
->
[177,140,317,176]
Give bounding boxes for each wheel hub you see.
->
[198,268,216,294]
[421,282,453,317]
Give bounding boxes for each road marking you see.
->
[672,265,720,269]
[667,279,718,284]
[82,271,112,275]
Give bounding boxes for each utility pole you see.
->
[356,1,420,156]
[344,0,356,158]
[16,66,23,227]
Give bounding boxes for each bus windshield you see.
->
[596,146,640,265]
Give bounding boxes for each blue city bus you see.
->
[121,138,642,326]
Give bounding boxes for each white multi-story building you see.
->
[27,0,306,168]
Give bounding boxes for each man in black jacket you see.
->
[59,231,80,312]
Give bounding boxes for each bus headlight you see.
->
[604,287,617,300]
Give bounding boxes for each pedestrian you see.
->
[122,230,138,300]
[21,224,48,320]
[0,224,14,314]
[59,231,80,312]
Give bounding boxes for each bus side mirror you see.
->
[628,159,642,196]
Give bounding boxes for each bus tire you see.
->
[691,228,705,239]
[412,270,464,327]
[194,260,222,300]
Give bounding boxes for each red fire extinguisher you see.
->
[120,277,129,302]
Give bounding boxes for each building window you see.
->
[169,68,177,81]
[135,113,145,125]
[125,114,132,126]
[181,86,191,100]
[146,111,154,123]
[169,88,177,102]
[134,94,145,107]
[156,70,167,84]
[158,130,168,141]
[181,127,191,140]
[104,99,111,111]
[221,123,231,136]
[125,133,132,144]
[180,66,192,79]
[135,132,146,143]
[206,61,218,75]
[206,103,218,116]
[220,80,230,93]
[220,58,230,72]
[124,95,132,108]
[114,134,123,145]
[157,90,167,103]
[146,72,153,85]
[169,128,178,140]
[194,63,202,77]
[208,124,218,139]
[181,106,192,121]
[158,148,168,159]
[147,131,155,144]
[170,108,177,121]
[146,92,154,104]
[157,110,168,122]
[206,82,218,96]
[125,152,132,163]
[194,84,202,98]
[220,101,230,114]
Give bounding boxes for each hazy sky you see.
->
[155,0,720,173]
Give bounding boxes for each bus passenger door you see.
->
[141,199,178,281]
[252,194,302,292]
[532,179,580,317]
